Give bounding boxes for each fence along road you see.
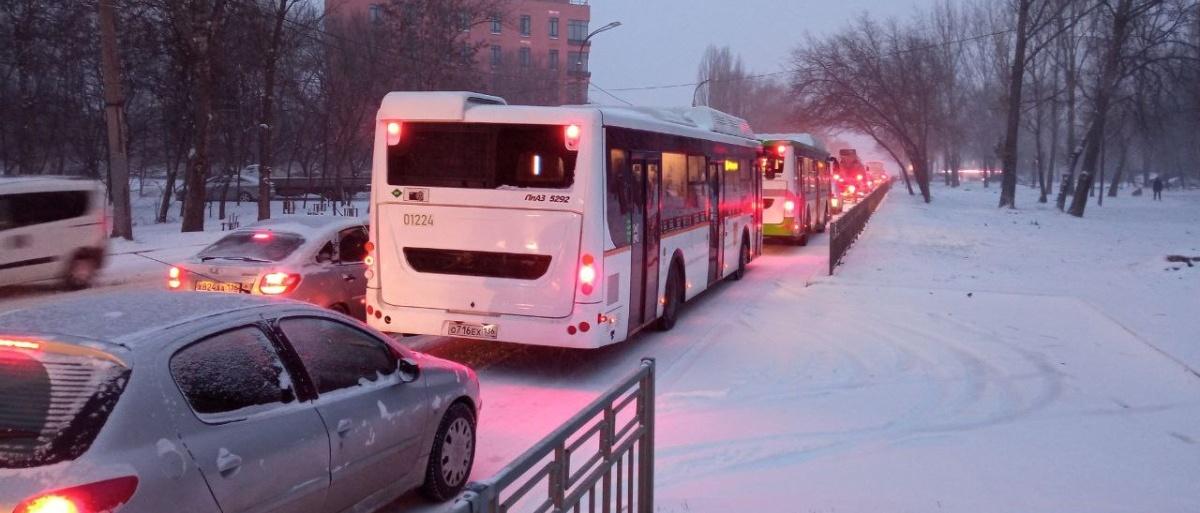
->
[829,179,891,275]
[451,359,656,513]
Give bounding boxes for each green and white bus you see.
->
[757,134,832,245]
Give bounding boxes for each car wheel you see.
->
[422,402,476,501]
[731,237,749,281]
[656,263,684,331]
[63,254,99,290]
[329,303,350,315]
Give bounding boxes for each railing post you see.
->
[551,446,567,510]
[637,358,655,513]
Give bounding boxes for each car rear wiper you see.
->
[200,256,272,263]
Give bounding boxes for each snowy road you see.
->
[387,185,1200,513]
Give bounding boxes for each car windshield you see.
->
[197,231,306,263]
[0,341,130,469]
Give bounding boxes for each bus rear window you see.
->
[0,344,130,469]
[387,123,577,189]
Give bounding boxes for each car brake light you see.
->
[251,232,272,240]
[776,144,786,156]
[259,272,301,295]
[856,174,863,181]
[565,125,581,151]
[167,267,182,289]
[15,476,138,513]
[0,338,40,351]
[784,200,796,212]
[386,122,402,146]
[579,254,597,295]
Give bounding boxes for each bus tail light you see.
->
[784,200,796,212]
[363,241,375,267]
[259,272,301,295]
[167,267,182,289]
[565,125,581,151]
[776,144,787,156]
[386,122,402,146]
[15,476,139,513]
[579,254,597,295]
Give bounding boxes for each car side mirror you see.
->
[398,358,420,383]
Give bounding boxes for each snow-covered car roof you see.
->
[0,176,103,195]
[239,215,366,237]
[0,291,297,347]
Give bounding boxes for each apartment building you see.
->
[328,0,594,105]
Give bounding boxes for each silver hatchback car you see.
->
[0,292,480,513]
[169,216,369,319]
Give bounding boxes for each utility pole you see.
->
[99,0,133,240]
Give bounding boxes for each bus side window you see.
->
[607,149,632,248]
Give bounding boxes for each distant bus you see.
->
[364,92,762,348]
[757,134,832,245]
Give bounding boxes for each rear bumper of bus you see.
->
[763,218,801,238]
[367,293,619,349]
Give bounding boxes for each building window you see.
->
[549,17,560,38]
[459,12,471,32]
[491,45,502,66]
[568,51,588,73]
[549,49,559,70]
[568,20,588,42]
[520,15,532,36]
[519,47,532,68]
[490,14,501,34]
[368,4,383,23]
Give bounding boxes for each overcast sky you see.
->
[588,0,945,107]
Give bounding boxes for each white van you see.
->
[0,177,108,289]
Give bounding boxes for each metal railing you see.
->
[829,180,891,275]
[452,359,656,513]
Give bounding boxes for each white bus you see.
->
[363,92,763,349]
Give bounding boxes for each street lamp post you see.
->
[574,21,621,104]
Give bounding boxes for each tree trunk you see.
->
[257,0,292,221]
[181,1,228,233]
[98,0,133,240]
[1069,1,1132,217]
[999,0,1033,208]
[1108,141,1128,197]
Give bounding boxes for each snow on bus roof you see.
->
[376,91,759,146]
[757,133,827,153]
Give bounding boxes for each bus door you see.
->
[630,153,662,328]
[707,161,722,284]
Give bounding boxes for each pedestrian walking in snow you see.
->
[1152,177,1164,200]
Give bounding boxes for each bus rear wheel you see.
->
[656,264,684,331]
[732,238,749,281]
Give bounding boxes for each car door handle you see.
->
[216,450,242,477]
[336,418,353,436]
[342,274,357,282]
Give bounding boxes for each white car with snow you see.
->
[168,216,370,319]
[0,177,108,290]
[0,291,481,512]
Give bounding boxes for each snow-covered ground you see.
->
[3,180,1196,512]
[389,182,1200,512]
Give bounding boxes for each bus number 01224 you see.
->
[403,214,434,226]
